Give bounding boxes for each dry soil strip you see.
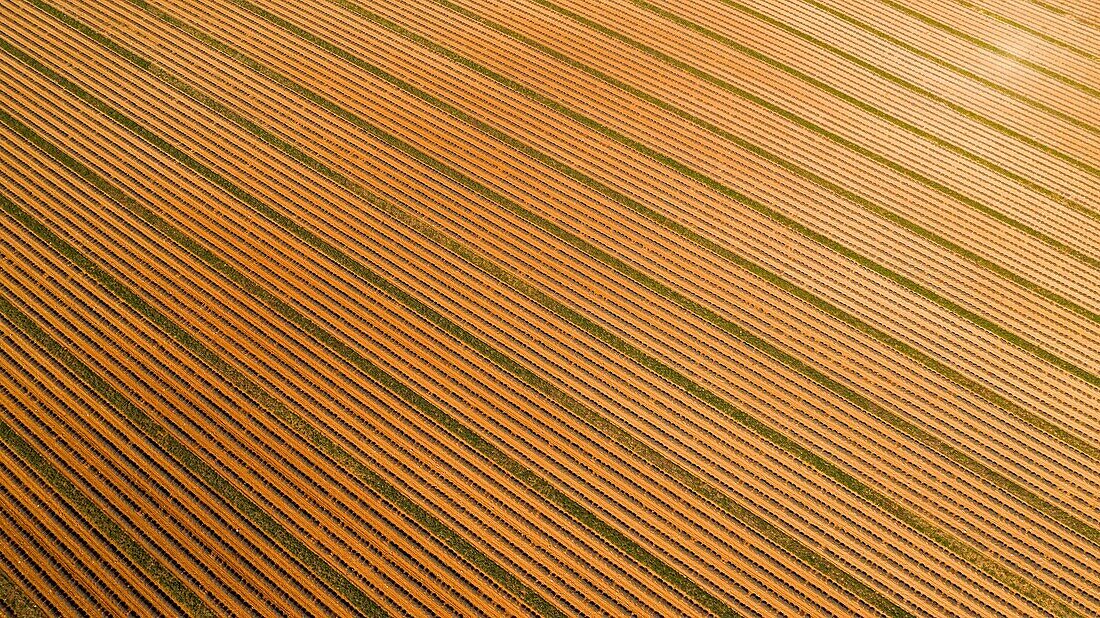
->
[511,0,1100,249]
[521,0,1100,222]
[827,0,1100,100]
[691,0,1100,135]
[34,11,927,615]
[398,0,1100,338]
[92,0,1100,542]
[941,0,1099,60]
[375,0,1100,364]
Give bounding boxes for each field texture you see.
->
[0,0,1098,614]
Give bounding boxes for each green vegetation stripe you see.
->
[73,0,1100,552]
[568,0,1100,227]
[951,0,1099,61]
[650,0,1100,174]
[1025,0,1071,17]
[0,571,44,617]
[150,0,1100,457]
[1021,2,1100,32]
[0,35,710,618]
[1020,0,1073,17]
[0,189,387,618]
[0,301,213,618]
[869,0,1100,97]
[32,3,1087,615]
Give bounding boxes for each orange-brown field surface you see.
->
[0,0,1098,614]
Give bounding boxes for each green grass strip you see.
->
[0,191,386,618]
[0,39,714,618]
[28,4,1088,615]
[868,0,1100,98]
[556,0,1100,226]
[418,0,1100,353]
[650,0,1100,174]
[143,0,1100,458]
[74,0,1100,548]
[0,538,60,616]
[0,304,213,618]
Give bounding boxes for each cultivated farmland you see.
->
[0,0,1097,614]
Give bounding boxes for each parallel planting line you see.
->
[30,6,1089,615]
[0,64,727,618]
[631,0,1100,176]
[0,302,212,618]
[0,164,567,617]
[74,0,1100,550]
[524,0,1100,230]
[0,285,324,617]
[0,146,540,616]
[108,0,1100,465]
[29,9,927,616]
[395,0,1100,353]
[0,190,389,618]
[0,420,186,615]
[0,139,572,618]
